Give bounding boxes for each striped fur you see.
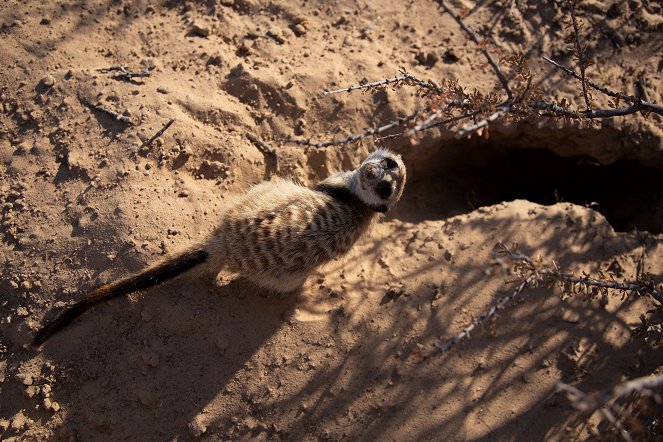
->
[33,149,406,346]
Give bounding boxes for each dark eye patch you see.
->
[384,158,398,169]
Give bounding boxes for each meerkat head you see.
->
[354,149,406,213]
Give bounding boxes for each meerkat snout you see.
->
[363,164,383,180]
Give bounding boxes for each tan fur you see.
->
[33,149,406,346]
[197,148,406,292]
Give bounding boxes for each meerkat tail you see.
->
[32,249,209,347]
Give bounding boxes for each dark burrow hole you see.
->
[396,141,663,234]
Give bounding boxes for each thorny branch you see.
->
[323,71,439,96]
[247,132,280,173]
[456,109,505,137]
[285,109,423,148]
[557,373,663,442]
[568,2,591,110]
[432,243,662,356]
[559,373,663,414]
[543,57,663,116]
[284,0,661,148]
[497,243,663,305]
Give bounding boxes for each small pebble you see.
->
[188,417,207,438]
[10,412,28,431]
[23,385,39,398]
[16,373,33,386]
[207,53,223,66]
[293,23,307,36]
[136,388,155,406]
[40,74,55,88]
[190,21,211,37]
[267,27,285,44]
[42,384,52,397]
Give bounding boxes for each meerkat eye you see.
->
[384,158,398,169]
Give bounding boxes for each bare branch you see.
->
[557,373,663,442]
[568,2,591,110]
[557,383,634,442]
[436,0,513,100]
[247,132,280,173]
[78,94,132,124]
[497,243,663,305]
[140,118,175,149]
[542,57,663,116]
[529,101,651,119]
[323,75,409,96]
[322,72,436,96]
[456,110,505,137]
[284,109,423,148]
[112,70,151,82]
[96,65,128,73]
[612,372,663,398]
[407,107,481,134]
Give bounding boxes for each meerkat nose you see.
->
[376,181,392,199]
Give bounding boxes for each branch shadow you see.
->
[229,201,662,440]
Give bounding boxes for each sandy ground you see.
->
[1,0,663,440]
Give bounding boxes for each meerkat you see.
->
[32,148,406,347]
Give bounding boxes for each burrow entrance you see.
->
[396,140,663,234]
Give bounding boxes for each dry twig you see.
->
[456,109,505,137]
[323,72,437,96]
[542,57,663,116]
[286,109,423,148]
[78,94,132,124]
[247,132,280,173]
[557,373,663,442]
[568,2,591,110]
[497,243,663,305]
[140,118,175,149]
[96,65,128,73]
[112,70,151,81]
